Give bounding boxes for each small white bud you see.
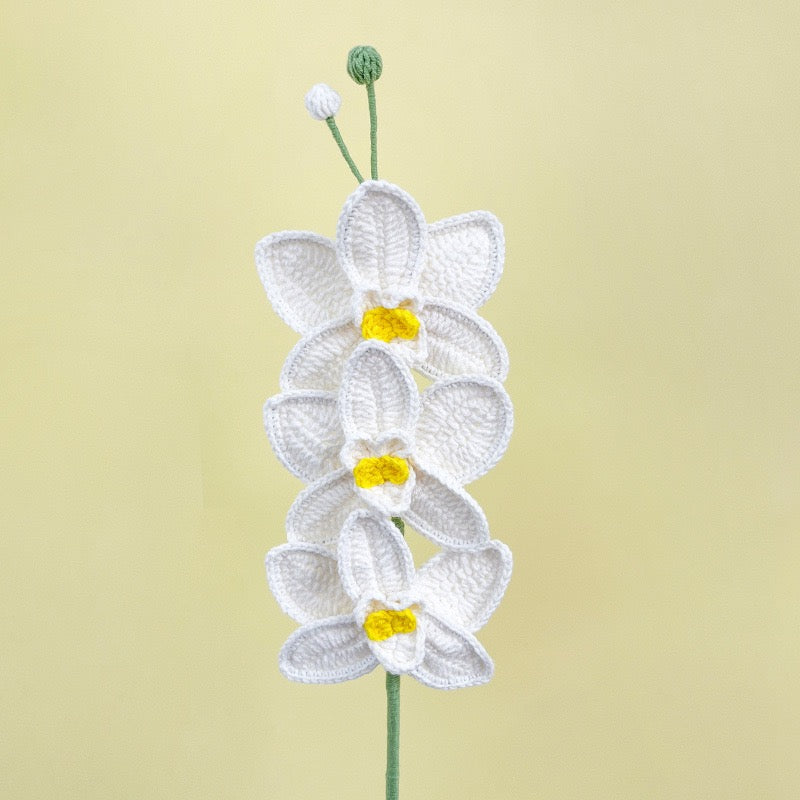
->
[304,83,341,121]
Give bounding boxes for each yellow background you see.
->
[3,2,799,798]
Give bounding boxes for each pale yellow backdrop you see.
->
[3,1,799,798]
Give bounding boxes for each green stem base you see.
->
[385,672,400,800]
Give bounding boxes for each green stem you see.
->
[325,117,364,183]
[367,82,378,179]
[386,515,403,800]
[385,672,400,800]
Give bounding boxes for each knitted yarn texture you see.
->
[256,181,513,688]
[304,83,342,121]
[255,47,514,800]
[264,340,512,548]
[255,180,509,392]
[267,511,512,688]
[347,45,383,84]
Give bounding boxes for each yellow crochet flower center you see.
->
[361,306,420,342]
[353,456,410,489]
[363,608,417,642]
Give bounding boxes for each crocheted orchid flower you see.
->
[255,180,508,391]
[264,340,513,548]
[266,510,512,689]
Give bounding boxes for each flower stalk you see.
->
[388,515,403,797]
[325,117,364,183]
[367,82,378,180]
[304,83,364,183]
[347,45,383,180]
[386,672,401,800]
[260,53,512,800]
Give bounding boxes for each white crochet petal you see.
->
[415,378,513,484]
[410,611,493,689]
[263,391,343,483]
[339,341,419,440]
[266,543,353,624]
[280,319,361,391]
[404,467,490,548]
[337,181,427,296]
[417,300,509,382]
[414,541,512,633]
[421,212,504,309]
[278,615,378,684]
[338,510,414,602]
[369,624,426,675]
[356,463,416,517]
[286,468,360,546]
[255,232,352,335]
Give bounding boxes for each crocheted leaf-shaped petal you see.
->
[266,543,353,624]
[255,232,352,335]
[263,391,343,483]
[339,341,419,440]
[354,465,416,517]
[421,212,504,309]
[286,468,360,546]
[280,318,362,391]
[414,541,512,633]
[337,180,427,296]
[415,377,513,484]
[369,623,426,675]
[279,615,378,684]
[417,300,509,382]
[405,467,490,548]
[338,510,415,602]
[410,611,493,689]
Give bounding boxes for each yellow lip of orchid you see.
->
[363,607,417,642]
[353,455,410,489]
[361,306,420,343]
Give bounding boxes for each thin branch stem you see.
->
[325,117,364,183]
[367,82,378,179]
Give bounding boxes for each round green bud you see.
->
[347,45,383,85]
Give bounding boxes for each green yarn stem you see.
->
[385,672,400,800]
[325,117,364,183]
[391,516,404,534]
[385,515,403,800]
[367,82,378,179]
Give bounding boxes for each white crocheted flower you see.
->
[264,340,513,548]
[255,180,508,390]
[266,510,512,689]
